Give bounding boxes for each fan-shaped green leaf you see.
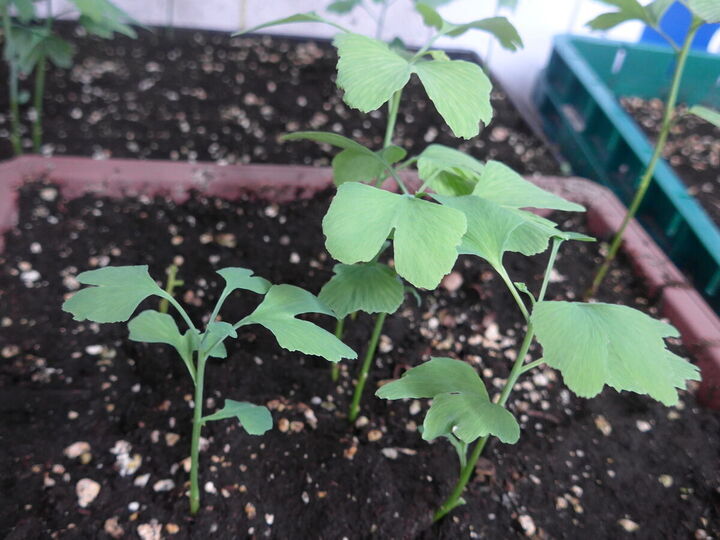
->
[323,182,467,289]
[237,285,356,362]
[423,392,520,444]
[435,195,559,269]
[689,105,720,128]
[414,59,492,139]
[443,16,523,50]
[586,0,660,30]
[62,266,166,323]
[332,145,406,185]
[202,400,272,435]
[235,12,349,35]
[376,357,487,399]
[72,0,138,38]
[128,310,197,382]
[319,262,405,318]
[334,33,413,112]
[473,161,584,211]
[532,301,701,406]
[687,0,720,22]
[217,267,271,296]
[377,357,519,444]
[202,321,237,358]
[327,0,362,14]
[417,145,484,196]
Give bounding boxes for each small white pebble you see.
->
[76,478,101,507]
[618,518,640,532]
[265,514,274,525]
[636,420,652,432]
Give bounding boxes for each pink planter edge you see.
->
[2,155,719,407]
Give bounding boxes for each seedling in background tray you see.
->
[1,0,137,155]
[62,265,356,514]
[586,0,720,297]
[246,0,701,523]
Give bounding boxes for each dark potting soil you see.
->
[621,96,720,225]
[1,181,718,539]
[0,22,562,177]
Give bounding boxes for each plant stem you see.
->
[383,90,401,148]
[348,311,387,422]
[159,264,183,314]
[3,8,22,155]
[587,19,701,299]
[498,268,528,320]
[434,325,535,521]
[331,317,345,382]
[189,353,207,515]
[32,0,52,153]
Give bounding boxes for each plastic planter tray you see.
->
[1,155,719,407]
[534,34,720,312]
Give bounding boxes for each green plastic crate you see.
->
[534,35,720,312]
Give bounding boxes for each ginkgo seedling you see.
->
[1,0,137,155]
[62,265,355,514]
[587,0,720,297]
[246,0,702,525]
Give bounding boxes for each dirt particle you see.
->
[76,478,101,507]
[594,415,612,436]
[137,520,163,540]
[659,474,674,488]
[278,418,289,432]
[63,441,91,459]
[636,420,652,432]
[245,502,257,519]
[441,271,463,292]
[153,479,175,492]
[166,523,180,535]
[517,514,536,536]
[104,517,124,539]
[618,518,640,532]
[367,429,383,442]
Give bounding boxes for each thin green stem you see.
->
[3,8,22,155]
[189,353,207,515]
[538,238,562,302]
[32,0,52,153]
[348,311,387,422]
[520,358,545,375]
[159,264,183,314]
[587,19,701,299]
[331,317,345,382]
[498,268,529,320]
[163,294,197,332]
[383,90,401,148]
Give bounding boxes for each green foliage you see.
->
[587,0,674,31]
[327,0,363,14]
[201,400,273,435]
[237,12,350,35]
[686,0,720,22]
[415,2,523,50]
[62,265,167,323]
[532,302,701,406]
[689,105,720,127]
[417,144,485,195]
[237,284,357,362]
[323,182,467,289]
[319,261,405,318]
[377,357,520,444]
[334,32,492,138]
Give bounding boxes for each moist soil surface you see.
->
[1,181,718,539]
[621,97,720,225]
[0,22,561,177]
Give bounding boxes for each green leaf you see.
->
[435,195,559,270]
[417,145,484,196]
[413,59,492,139]
[11,0,35,22]
[334,32,413,113]
[202,321,237,358]
[72,0,138,38]
[202,400,272,435]
[43,35,75,68]
[415,2,444,29]
[377,357,488,398]
[532,302,701,406]
[473,161,584,211]
[327,0,362,14]
[128,310,197,382]
[424,392,520,444]
[323,182,467,289]
[236,11,350,35]
[376,357,520,444]
[217,267,271,296]
[689,105,720,128]
[238,285,356,362]
[332,145,406,185]
[586,0,658,30]
[687,0,720,22]
[319,262,404,318]
[497,0,520,11]
[282,130,376,153]
[443,17,523,50]
[62,266,167,323]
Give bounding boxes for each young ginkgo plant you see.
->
[245,1,701,523]
[586,0,720,297]
[62,265,356,514]
[1,0,137,155]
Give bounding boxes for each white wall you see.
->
[47,1,654,115]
